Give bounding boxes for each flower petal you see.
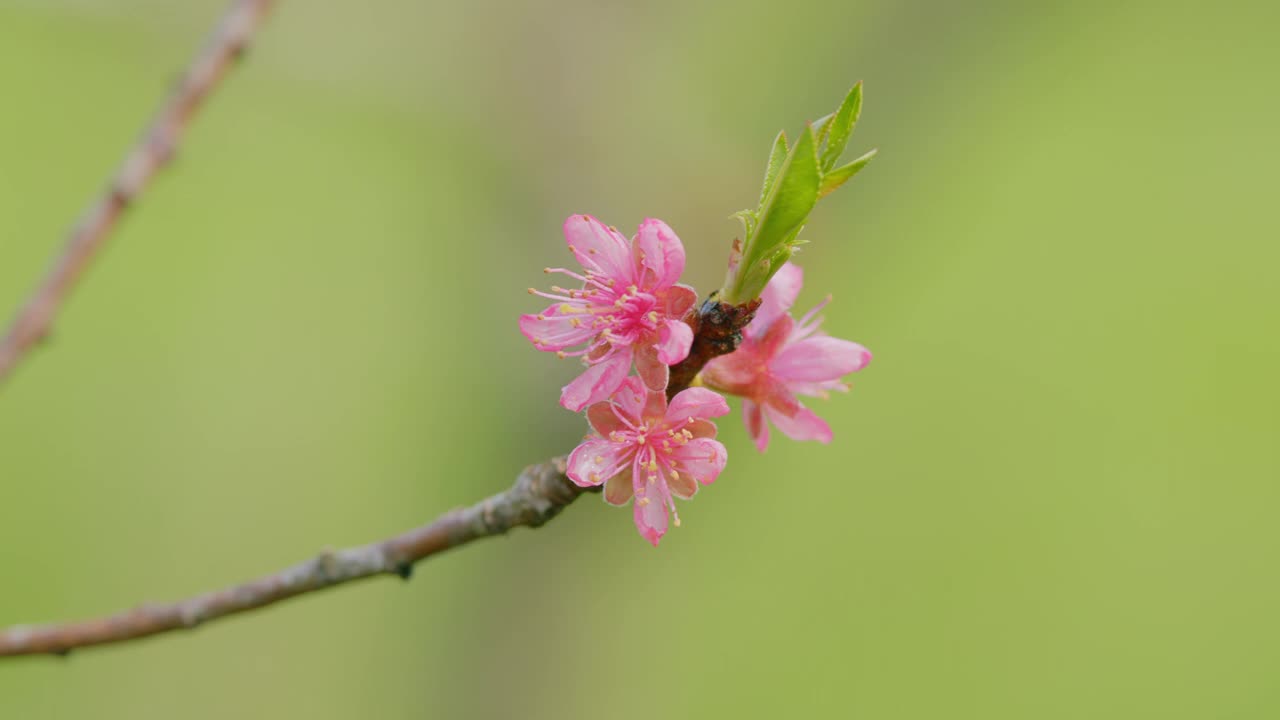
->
[587,401,630,437]
[611,376,648,421]
[566,438,630,487]
[671,437,728,485]
[632,458,669,547]
[684,418,717,439]
[772,337,872,382]
[755,313,795,360]
[666,467,698,499]
[655,319,693,366]
[764,398,833,444]
[701,346,765,397]
[564,214,633,283]
[603,471,634,506]
[746,261,804,339]
[633,218,686,290]
[662,284,698,318]
[743,398,770,452]
[518,305,596,351]
[666,387,730,425]
[634,341,670,393]
[560,350,631,412]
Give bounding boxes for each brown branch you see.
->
[0,457,585,657]
[0,0,276,388]
[666,293,761,396]
[0,295,756,658]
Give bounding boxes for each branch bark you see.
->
[0,0,770,661]
[0,294,756,659]
[0,0,276,388]
[0,458,583,657]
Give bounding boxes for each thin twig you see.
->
[0,0,276,387]
[0,458,585,657]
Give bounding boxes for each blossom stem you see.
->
[666,294,763,399]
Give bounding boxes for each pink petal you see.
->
[743,399,770,452]
[666,468,698,499]
[518,306,596,351]
[634,342,670,393]
[662,284,698,318]
[603,471,634,506]
[563,215,633,284]
[771,337,872,382]
[655,319,693,366]
[632,458,668,547]
[611,376,648,421]
[666,387,730,425]
[587,401,630,437]
[684,418,717,439]
[764,400,833,444]
[566,438,630,487]
[700,347,765,397]
[641,387,668,423]
[671,437,728,486]
[633,218,686,290]
[754,313,795,360]
[560,351,632,412]
[746,261,804,339]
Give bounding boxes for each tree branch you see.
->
[0,290,758,659]
[0,457,585,657]
[0,0,276,388]
[0,0,773,661]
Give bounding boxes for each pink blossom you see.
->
[521,215,698,411]
[701,262,871,452]
[566,377,730,546]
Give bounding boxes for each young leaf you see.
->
[748,124,819,264]
[758,130,789,208]
[818,148,877,199]
[813,112,836,146]
[724,125,821,303]
[820,82,863,171]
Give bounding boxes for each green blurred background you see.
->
[1,0,1277,717]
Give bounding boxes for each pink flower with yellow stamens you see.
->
[521,215,698,411]
[566,377,729,546]
[702,262,872,452]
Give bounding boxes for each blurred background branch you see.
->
[0,0,274,386]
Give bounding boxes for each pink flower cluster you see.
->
[522,215,870,546]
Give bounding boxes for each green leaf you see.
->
[725,125,821,303]
[818,148,877,199]
[820,82,863,171]
[758,130,789,208]
[813,112,836,147]
[731,208,757,241]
